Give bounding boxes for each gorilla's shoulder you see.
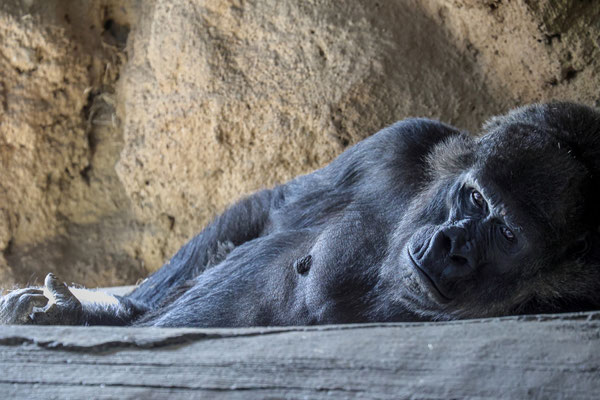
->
[376,118,465,147]
[312,118,470,192]
[340,118,468,164]
[339,118,470,171]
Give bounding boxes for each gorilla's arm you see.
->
[127,188,277,309]
[0,273,144,326]
[0,189,278,326]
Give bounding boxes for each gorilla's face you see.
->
[405,172,540,317]
[399,115,600,320]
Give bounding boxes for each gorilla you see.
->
[2,101,600,327]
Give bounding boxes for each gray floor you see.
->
[1,311,599,399]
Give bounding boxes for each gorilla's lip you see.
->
[407,249,452,303]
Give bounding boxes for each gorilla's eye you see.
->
[471,190,485,208]
[501,226,515,242]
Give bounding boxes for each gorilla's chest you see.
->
[280,222,386,323]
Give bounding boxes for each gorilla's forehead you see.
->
[476,122,589,195]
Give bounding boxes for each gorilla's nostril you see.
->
[450,255,468,266]
[441,234,452,254]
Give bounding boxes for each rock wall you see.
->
[0,1,145,287]
[0,0,598,288]
[420,0,600,106]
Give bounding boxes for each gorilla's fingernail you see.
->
[45,273,61,289]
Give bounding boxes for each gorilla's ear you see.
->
[564,233,594,260]
[425,134,475,180]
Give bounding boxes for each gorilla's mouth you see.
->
[407,249,451,303]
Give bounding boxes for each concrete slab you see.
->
[1,311,599,398]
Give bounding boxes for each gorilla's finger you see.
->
[2,288,44,309]
[8,288,43,297]
[30,303,58,325]
[44,273,78,305]
[28,294,49,309]
[15,294,48,316]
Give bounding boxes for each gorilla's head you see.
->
[402,102,600,320]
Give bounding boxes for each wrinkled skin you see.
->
[2,102,600,327]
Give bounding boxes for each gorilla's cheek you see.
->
[405,225,453,304]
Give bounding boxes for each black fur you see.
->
[3,102,600,327]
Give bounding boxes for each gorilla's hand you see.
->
[0,273,83,325]
[32,273,83,325]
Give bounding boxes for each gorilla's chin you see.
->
[406,247,452,304]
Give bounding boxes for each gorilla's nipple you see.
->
[294,254,312,275]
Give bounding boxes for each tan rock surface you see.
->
[420,0,600,106]
[0,1,145,288]
[115,0,504,268]
[0,0,598,288]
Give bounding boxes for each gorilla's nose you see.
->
[439,225,478,278]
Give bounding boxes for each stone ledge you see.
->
[1,311,599,398]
